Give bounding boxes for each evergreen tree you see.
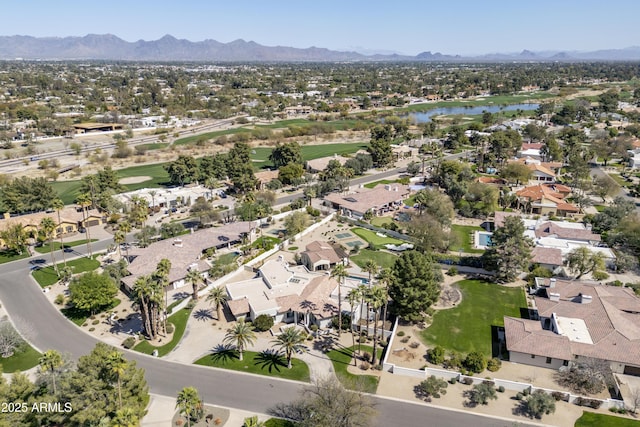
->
[482,216,533,283]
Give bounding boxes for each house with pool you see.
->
[324,183,411,220]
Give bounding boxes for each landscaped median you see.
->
[194,348,310,382]
[133,307,193,357]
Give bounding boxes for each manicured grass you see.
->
[133,308,192,357]
[34,239,98,254]
[351,227,404,248]
[0,250,30,264]
[594,205,606,212]
[369,216,397,228]
[32,256,101,287]
[136,142,169,151]
[326,345,380,393]
[0,343,41,373]
[217,252,239,265]
[194,349,310,382]
[251,142,370,170]
[61,298,121,326]
[450,224,485,254]
[575,412,640,427]
[420,280,526,356]
[351,249,398,270]
[608,173,633,188]
[364,179,396,189]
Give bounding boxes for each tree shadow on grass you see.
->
[209,344,238,364]
[193,308,214,322]
[254,350,287,373]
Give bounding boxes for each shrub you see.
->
[409,341,420,349]
[89,327,95,332]
[592,270,609,281]
[467,381,498,406]
[551,391,569,402]
[122,337,136,349]
[462,377,474,385]
[400,336,410,343]
[166,323,175,334]
[54,294,65,305]
[464,351,487,373]
[515,392,524,400]
[415,375,449,400]
[449,377,458,384]
[397,331,405,337]
[427,346,446,365]
[92,319,100,325]
[574,397,602,409]
[445,351,463,369]
[253,314,275,332]
[446,267,458,276]
[497,385,505,393]
[360,361,371,370]
[486,357,502,372]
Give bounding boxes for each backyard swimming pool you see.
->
[474,231,493,249]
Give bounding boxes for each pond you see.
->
[402,103,539,123]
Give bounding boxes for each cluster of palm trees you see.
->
[133,259,171,340]
[223,317,307,369]
[334,260,392,367]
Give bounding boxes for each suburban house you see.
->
[628,148,640,169]
[300,240,349,271]
[254,170,280,190]
[391,144,418,161]
[504,277,640,376]
[510,157,562,182]
[226,257,361,329]
[324,183,411,219]
[515,184,579,217]
[489,212,616,272]
[518,143,544,161]
[0,206,106,243]
[121,221,255,293]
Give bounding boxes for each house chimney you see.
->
[549,292,560,302]
[580,294,592,304]
[549,278,556,288]
[173,238,183,247]
[384,185,391,191]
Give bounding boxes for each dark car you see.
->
[29,258,46,265]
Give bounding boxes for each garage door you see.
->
[86,220,100,227]
[624,365,640,376]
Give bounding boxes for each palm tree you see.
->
[133,275,154,339]
[185,268,203,302]
[176,386,202,427]
[114,229,125,260]
[207,286,228,320]
[330,263,348,335]
[272,326,307,369]
[107,351,128,410]
[377,268,393,337]
[369,285,386,366]
[76,192,93,258]
[52,198,67,267]
[118,221,132,262]
[346,287,362,365]
[111,407,139,427]
[223,318,256,361]
[39,349,63,395]
[39,217,58,274]
[362,260,379,286]
[148,190,157,212]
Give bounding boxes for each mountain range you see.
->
[1,34,640,62]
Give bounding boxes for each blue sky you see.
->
[5,0,639,55]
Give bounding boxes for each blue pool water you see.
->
[478,232,492,247]
[347,275,369,284]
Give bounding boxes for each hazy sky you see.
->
[5,0,639,55]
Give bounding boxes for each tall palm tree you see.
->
[52,198,67,267]
[39,349,63,395]
[271,326,306,369]
[369,285,386,366]
[133,275,154,339]
[358,283,372,339]
[176,386,202,427]
[223,318,256,361]
[330,263,348,335]
[76,192,93,258]
[346,287,362,365]
[107,351,128,409]
[119,221,132,262]
[114,229,125,260]
[207,286,228,320]
[377,268,394,336]
[111,407,139,427]
[39,217,58,274]
[362,260,379,286]
[148,190,157,212]
[185,268,203,302]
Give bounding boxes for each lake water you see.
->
[403,103,539,123]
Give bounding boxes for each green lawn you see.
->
[195,349,310,382]
[351,249,398,270]
[32,256,101,287]
[136,142,169,151]
[251,142,369,170]
[608,173,633,188]
[369,216,397,228]
[326,345,380,393]
[351,227,404,248]
[0,250,30,264]
[420,280,526,356]
[364,179,396,189]
[34,239,98,254]
[133,308,192,357]
[0,343,41,373]
[450,224,485,254]
[575,412,640,427]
